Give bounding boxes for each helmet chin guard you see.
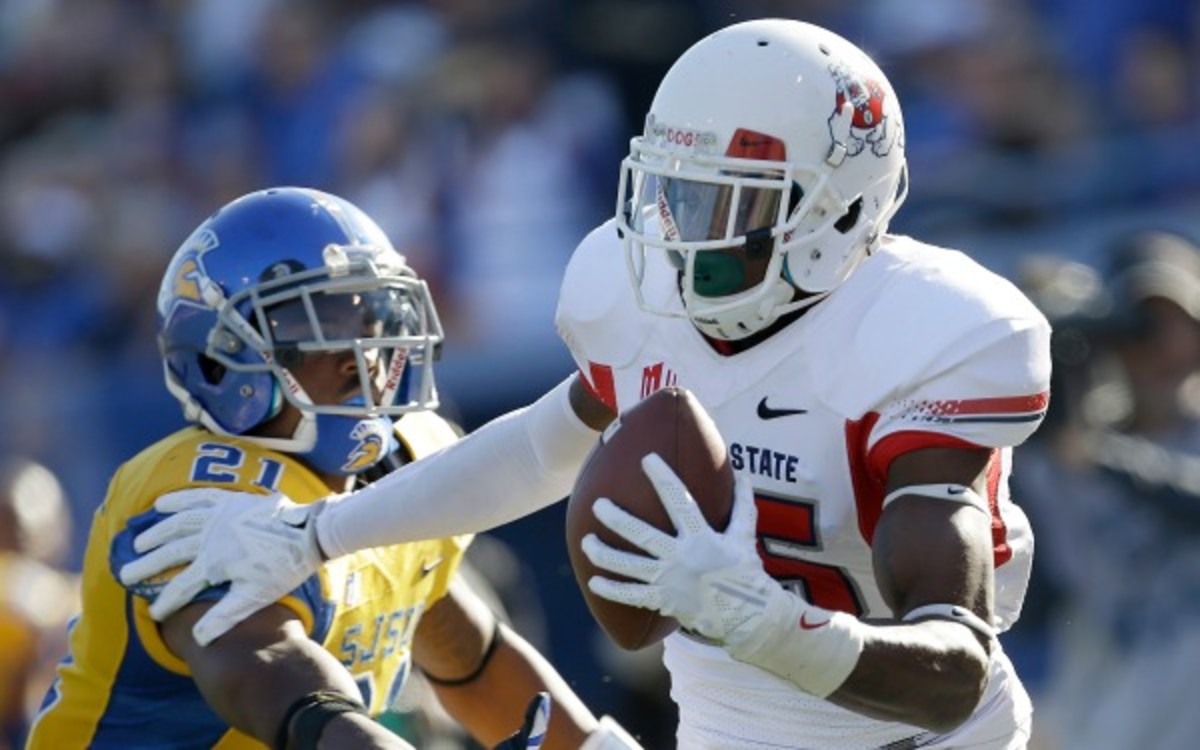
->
[616,19,908,340]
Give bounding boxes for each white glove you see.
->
[118,488,329,646]
[582,454,864,697]
[581,453,778,642]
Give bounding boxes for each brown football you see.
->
[565,386,735,650]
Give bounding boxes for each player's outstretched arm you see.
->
[162,600,411,749]
[313,375,612,557]
[414,578,641,750]
[119,375,612,644]
[585,449,997,734]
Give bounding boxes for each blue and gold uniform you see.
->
[27,411,463,749]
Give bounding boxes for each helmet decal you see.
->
[342,420,389,473]
[157,228,218,319]
[725,129,787,161]
[827,61,896,159]
[299,406,398,477]
[645,113,719,154]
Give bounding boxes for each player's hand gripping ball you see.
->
[565,386,734,649]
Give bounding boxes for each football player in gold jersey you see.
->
[27,188,637,750]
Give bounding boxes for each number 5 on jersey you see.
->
[754,492,865,616]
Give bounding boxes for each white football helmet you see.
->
[617,19,908,340]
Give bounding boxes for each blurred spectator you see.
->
[240,1,366,187]
[0,458,79,749]
[1013,230,1200,750]
[435,35,617,346]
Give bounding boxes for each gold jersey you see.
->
[27,412,465,749]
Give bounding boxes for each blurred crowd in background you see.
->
[0,0,1198,748]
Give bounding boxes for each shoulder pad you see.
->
[804,237,1051,417]
[555,219,658,369]
[395,411,461,459]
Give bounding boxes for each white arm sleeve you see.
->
[316,376,598,557]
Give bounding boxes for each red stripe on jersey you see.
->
[846,412,886,545]
[851,425,981,544]
[868,430,983,482]
[857,424,1015,567]
[582,363,617,412]
[932,392,1049,416]
[986,452,1012,567]
[849,418,1011,554]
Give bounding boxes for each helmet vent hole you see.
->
[757,39,769,47]
[198,355,226,385]
[818,44,830,56]
[788,182,805,216]
[835,198,863,234]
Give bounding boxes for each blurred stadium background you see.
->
[1,0,1198,748]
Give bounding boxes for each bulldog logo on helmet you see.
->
[826,61,896,159]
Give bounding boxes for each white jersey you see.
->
[556,220,1050,749]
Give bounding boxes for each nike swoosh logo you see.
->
[757,397,808,420]
[946,487,966,495]
[420,557,444,577]
[799,612,829,630]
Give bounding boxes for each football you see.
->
[565,386,735,650]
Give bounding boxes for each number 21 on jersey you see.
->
[191,442,284,490]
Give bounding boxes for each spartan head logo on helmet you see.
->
[827,61,896,159]
[157,228,219,318]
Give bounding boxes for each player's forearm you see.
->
[167,605,366,744]
[316,714,414,749]
[201,641,412,749]
[829,619,991,733]
[723,587,990,733]
[317,376,600,557]
[431,623,599,749]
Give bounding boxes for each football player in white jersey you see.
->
[120,19,1050,750]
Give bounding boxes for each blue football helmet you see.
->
[157,187,443,474]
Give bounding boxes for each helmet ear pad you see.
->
[160,305,277,435]
[780,191,872,295]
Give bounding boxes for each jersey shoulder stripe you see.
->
[891,392,1050,426]
[803,237,1051,421]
